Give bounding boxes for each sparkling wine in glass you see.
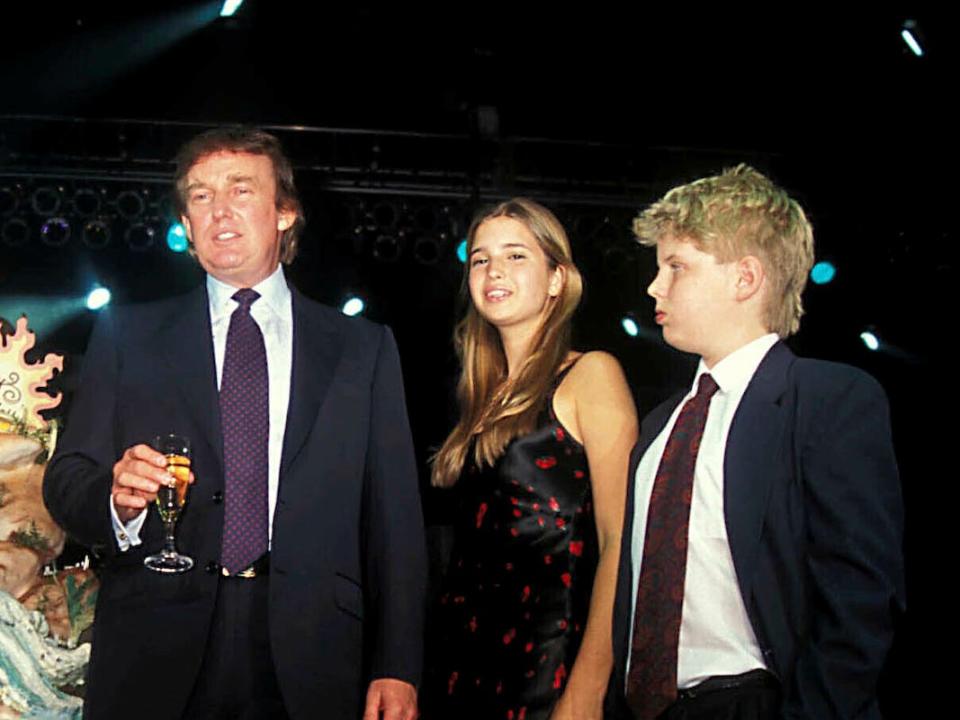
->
[144,434,194,573]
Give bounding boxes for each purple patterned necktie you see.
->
[219,288,269,575]
[626,373,719,720]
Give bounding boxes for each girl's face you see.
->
[468,216,563,334]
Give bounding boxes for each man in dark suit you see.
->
[608,166,904,719]
[43,127,426,720]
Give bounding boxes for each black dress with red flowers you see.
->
[426,369,598,720]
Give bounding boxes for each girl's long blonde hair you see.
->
[431,198,583,487]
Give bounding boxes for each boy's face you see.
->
[647,235,741,367]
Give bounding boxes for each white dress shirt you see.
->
[111,265,293,550]
[628,333,779,689]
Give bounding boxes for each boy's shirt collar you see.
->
[693,333,779,397]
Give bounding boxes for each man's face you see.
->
[647,235,740,367]
[181,151,295,288]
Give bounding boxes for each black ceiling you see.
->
[2,3,951,151]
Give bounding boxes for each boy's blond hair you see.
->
[633,164,814,337]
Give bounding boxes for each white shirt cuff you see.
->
[109,497,147,551]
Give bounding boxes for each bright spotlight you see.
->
[220,0,245,17]
[621,317,639,337]
[456,238,468,264]
[810,261,836,285]
[166,223,189,253]
[860,331,879,351]
[341,296,365,317]
[901,23,923,57]
[86,287,111,311]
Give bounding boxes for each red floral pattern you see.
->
[535,456,557,470]
[427,366,595,719]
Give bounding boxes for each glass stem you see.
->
[163,520,178,555]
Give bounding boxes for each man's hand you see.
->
[362,678,417,720]
[111,444,193,523]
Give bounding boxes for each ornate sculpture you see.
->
[1,315,96,718]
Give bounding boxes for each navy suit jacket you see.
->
[609,342,904,719]
[43,282,427,720]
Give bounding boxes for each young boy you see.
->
[609,165,904,720]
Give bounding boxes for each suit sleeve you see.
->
[42,311,121,553]
[784,371,905,719]
[362,325,428,685]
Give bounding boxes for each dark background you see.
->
[3,2,948,714]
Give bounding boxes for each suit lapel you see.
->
[724,341,793,602]
[280,290,342,477]
[157,284,223,476]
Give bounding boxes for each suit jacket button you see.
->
[205,561,220,574]
[212,491,223,504]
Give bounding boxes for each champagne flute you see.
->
[144,433,194,573]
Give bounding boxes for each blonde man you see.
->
[609,166,904,720]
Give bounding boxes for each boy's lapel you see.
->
[723,341,793,601]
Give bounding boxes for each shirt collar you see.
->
[206,265,291,322]
[693,333,779,396]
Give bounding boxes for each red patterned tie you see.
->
[626,373,719,720]
[219,288,269,575]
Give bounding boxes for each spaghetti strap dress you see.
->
[426,364,598,720]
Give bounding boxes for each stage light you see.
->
[810,261,836,285]
[82,220,111,249]
[341,296,365,317]
[116,190,146,220]
[0,187,18,215]
[31,187,62,216]
[220,0,245,17]
[86,287,111,311]
[373,202,398,229]
[621,317,640,338]
[457,238,468,263]
[72,188,102,217]
[860,331,880,351]
[1,218,30,247]
[413,236,441,265]
[124,223,156,251]
[372,234,401,262]
[166,223,189,253]
[40,217,71,247]
[901,22,923,57]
